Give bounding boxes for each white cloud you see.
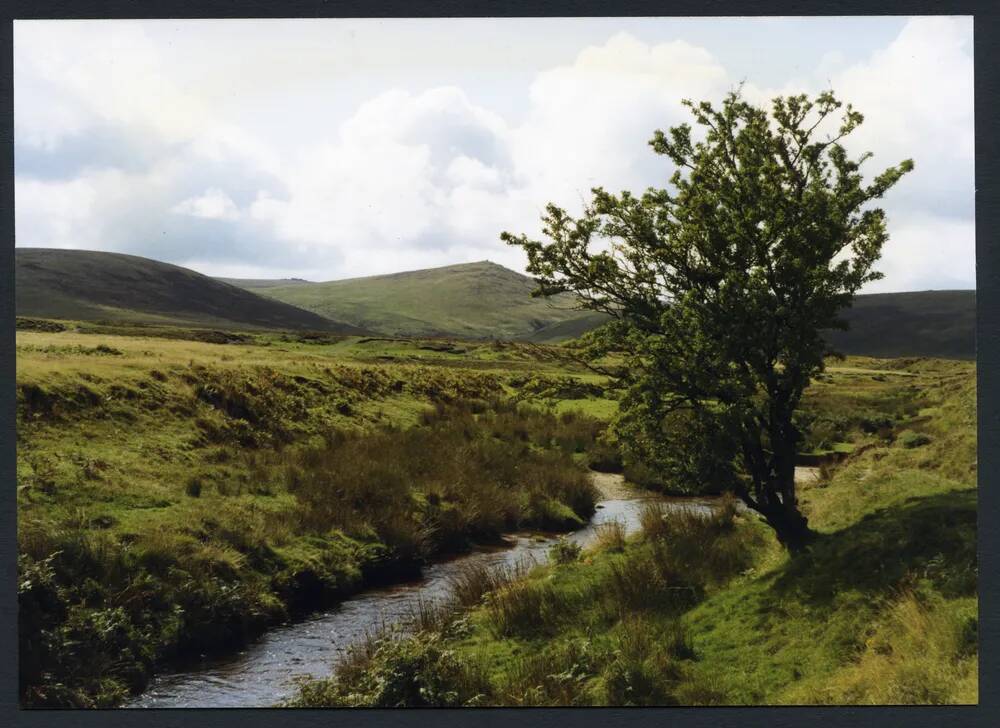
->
[509,32,729,206]
[831,17,974,289]
[14,19,974,290]
[172,188,241,221]
[16,176,98,247]
[868,215,976,293]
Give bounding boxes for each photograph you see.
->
[12,15,978,709]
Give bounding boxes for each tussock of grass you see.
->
[592,520,627,553]
[785,587,978,705]
[448,560,535,609]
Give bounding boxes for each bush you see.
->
[549,537,582,564]
[291,632,481,707]
[587,437,624,473]
[448,560,532,608]
[500,638,598,706]
[184,477,202,498]
[899,431,932,449]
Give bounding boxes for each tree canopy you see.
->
[503,90,913,550]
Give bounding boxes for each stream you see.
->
[128,473,718,708]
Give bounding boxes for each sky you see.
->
[14,16,975,292]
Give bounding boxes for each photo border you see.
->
[0,2,995,726]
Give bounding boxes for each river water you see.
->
[129,474,717,708]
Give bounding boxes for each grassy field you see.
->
[16,325,618,707]
[288,356,978,707]
[16,319,977,707]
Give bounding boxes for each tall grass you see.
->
[592,520,627,553]
[283,400,599,557]
[448,559,535,607]
[787,587,978,705]
[18,393,604,707]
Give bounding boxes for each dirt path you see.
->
[588,470,635,500]
[592,467,821,502]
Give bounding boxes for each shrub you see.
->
[900,431,932,449]
[587,437,624,473]
[448,559,532,607]
[500,638,598,706]
[290,632,487,707]
[549,537,582,564]
[184,477,203,498]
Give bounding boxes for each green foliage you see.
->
[549,537,583,564]
[289,632,483,707]
[505,90,913,548]
[899,430,932,449]
[615,405,737,495]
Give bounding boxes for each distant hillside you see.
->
[227,260,974,358]
[15,248,366,333]
[528,290,975,360]
[240,261,586,339]
[218,277,314,291]
[523,311,613,344]
[829,290,975,360]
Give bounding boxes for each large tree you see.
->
[503,91,912,550]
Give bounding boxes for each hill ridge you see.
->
[15,248,367,334]
[228,261,975,358]
[236,259,584,340]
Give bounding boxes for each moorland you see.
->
[15,249,978,707]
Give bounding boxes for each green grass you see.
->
[291,356,977,707]
[17,319,976,707]
[16,325,615,707]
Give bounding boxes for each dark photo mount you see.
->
[1,1,997,727]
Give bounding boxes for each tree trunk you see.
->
[761,500,814,552]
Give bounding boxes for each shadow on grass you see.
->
[775,489,977,603]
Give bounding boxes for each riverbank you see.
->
[290,357,978,706]
[129,473,665,707]
[17,328,977,707]
[17,329,616,707]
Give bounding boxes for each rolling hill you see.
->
[15,248,366,333]
[17,249,973,358]
[229,261,587,340]
[528,291,975,359]
[828,289,975,360]
[229,261,974,359]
